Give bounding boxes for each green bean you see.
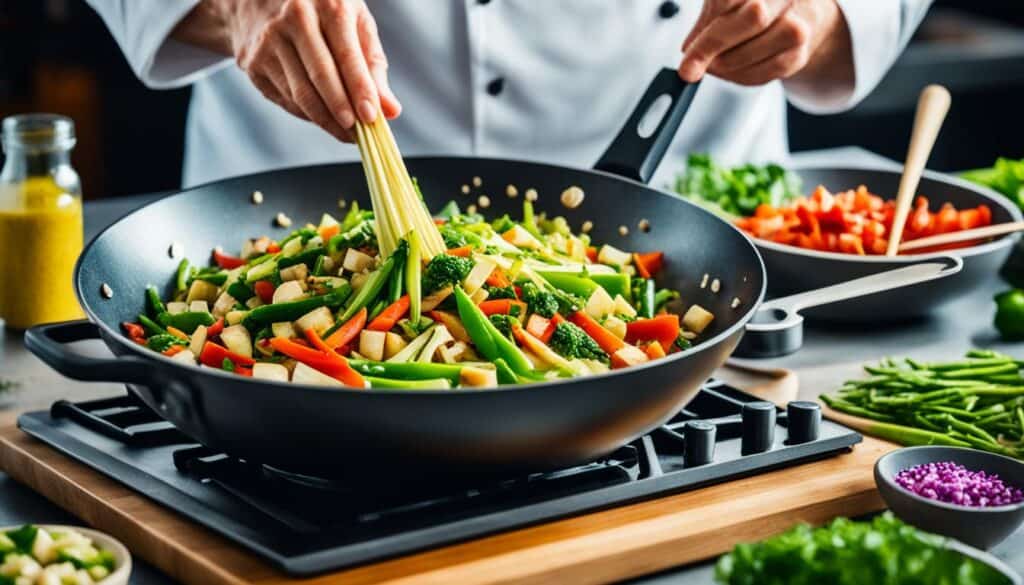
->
[976,412,1013,426]
[939,363,1019,378]
[923,358,1015,370]
[820,395,895,422]
[939,414,999,444]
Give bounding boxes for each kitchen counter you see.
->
[2,147,1024,584]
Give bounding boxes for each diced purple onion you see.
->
[894,460,1024,508]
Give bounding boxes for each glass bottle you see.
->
[0,114,85,329]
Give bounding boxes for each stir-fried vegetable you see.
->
[0,525,119,584]
[125,193,715,389]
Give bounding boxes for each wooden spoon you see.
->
[898,220,1024,253]
[886,85,952,256]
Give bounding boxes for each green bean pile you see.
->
[820,350,1024,459]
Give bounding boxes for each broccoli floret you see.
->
[483,284,517,300]
[489,314,516,339]
[422,255,474,293]
[549,322,608,362]
[440,225,468,249]
[520,282,559,318]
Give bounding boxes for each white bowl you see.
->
[0,524,131,585]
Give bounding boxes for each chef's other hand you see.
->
[176,0,401,142]
[678,0,852,88]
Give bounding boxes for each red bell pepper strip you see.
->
[122,322,145,339]
[366,295,410,332]
[199,341,256,368]
[290,331,366,387]
[585,247,598,263]
[206,317,225,338]
[281,333,366,387]
[625,315,680,350]
[212,248,246,269]
[477,299,527,316]
[266,242,281,253]
[445,245,473,257]
[569,311,624,354]
[632,251,664,279]
[253,280,275,304]
[324,307,367,348]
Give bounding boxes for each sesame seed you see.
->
[100,283,113,299]
[506,184,518,198]
[477,195,491,208]
[581,220,594,233]
[337,198,347,209]
[681,330,698,340]
[638,218,651,232]
[251,190,264,205]
[700,273,709,289]
[472,176,482,188]
[731,297,741,309]
[560,186,585,209]
[710,278,721,293]
[168,242,182,259]
[275,212,292,228]
[467,204,478,215]
[618,225,629,236]
[525,188,538,202]
[461,184,471,195]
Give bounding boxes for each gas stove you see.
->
[17,381,860,576]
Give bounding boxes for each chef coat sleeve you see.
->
[784,0,933,114]
[83,0,232,89]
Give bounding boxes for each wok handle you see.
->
[24,320,156,385]
[734,256,963,359]
[593,68,699,184]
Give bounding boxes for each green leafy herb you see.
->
[962,157,1024,211]
[715,513,1011,585]
[674,153,802,217]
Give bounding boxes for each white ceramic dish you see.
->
[0,524,131,584]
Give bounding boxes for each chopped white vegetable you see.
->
[343,248,375,273]
[319,212,339,229]
[188,300,209,313]
[304,235,323,251]
[349,271,370,291]
[281,237,303,257]
[31,527,55,565]
[515,327,578,374]
[221,324,252,358]
[291,362,342,387]
[225,310,249,326]
[271,321,296,339]
[460,366,498,387]
[165,301,187,315]
[186,280,219,304]
[383,332,407,359]
[416,325,454,363]
[439,341,472,364]
[273,280,306,304]
[584,286,616,319]
[502,225,544,249]
[421,286,453,312]
[387,326,435,362]
[468,287,489,305]
[462,256,496,296]
[253,363,290,382]
[211,292,237,318]
[359,330,387,361]
[294,306,334,336]
[613,295,637,318]
[597,244,631,267]
[245,296,264,309]
[603,315,627,340]
[279,263,308,282]
[189,324,208,357]
[613,345,649,367]
[682,304,715,333]
[171,349,197,365]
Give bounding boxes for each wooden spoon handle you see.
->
[898,220,1024,252]
[886,85,952,256]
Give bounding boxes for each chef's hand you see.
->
[679,0,853,88]
[174,0,400,142]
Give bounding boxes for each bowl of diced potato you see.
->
[0,524,130,584]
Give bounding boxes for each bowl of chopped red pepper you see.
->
[732,166,1022,322]
[876,445,1024,549]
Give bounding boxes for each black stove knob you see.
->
[741,401,776,455]
[683,420,716,467]
[786,401,821,444]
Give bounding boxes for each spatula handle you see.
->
[886,85,952,256]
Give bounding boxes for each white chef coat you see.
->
[87,0,931,190]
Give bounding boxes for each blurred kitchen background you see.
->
[1,0,1019,200]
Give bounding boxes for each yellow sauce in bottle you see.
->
[0,176,85,328]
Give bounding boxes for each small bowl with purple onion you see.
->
[875,446,1024,549]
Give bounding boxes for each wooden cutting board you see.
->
[0,423,896,585]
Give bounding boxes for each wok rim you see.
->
[75,155,768,397]
[750,164,1023,262]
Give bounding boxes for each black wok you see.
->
[22,69,936,478]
